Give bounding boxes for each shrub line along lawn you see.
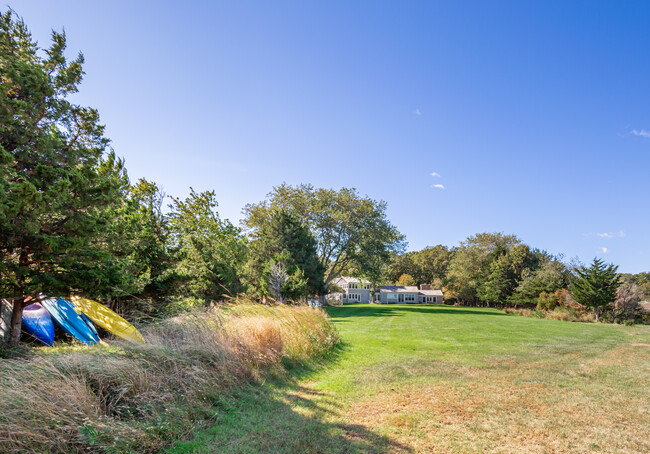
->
[173,304,650,453]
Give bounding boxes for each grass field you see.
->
[173,304,650,453]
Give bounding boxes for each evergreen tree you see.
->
[571,258,621,321]
[509,258,567,307]
[242,210,324,300]
[124,178,174,300]
[0,12,127,345]
[168,189,246,301]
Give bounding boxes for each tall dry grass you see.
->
[0,304,338,453]
[504,306,596,322]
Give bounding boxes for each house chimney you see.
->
[420,284,431,290]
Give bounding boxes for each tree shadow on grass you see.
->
[169,380,411,454]
[282,341,349,381]
[326,304,509,319]
[168,341,409,454]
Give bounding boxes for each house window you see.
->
[404,294,416,302]
[348,293,360,302]
[387,293,397,302]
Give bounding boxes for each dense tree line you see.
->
[383,233,569,307]
[382,234,648,323]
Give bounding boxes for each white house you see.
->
[329,278,443,305]
[328,276,373,304]
[378,284,443,304]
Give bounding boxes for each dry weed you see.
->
[0,303,338,453]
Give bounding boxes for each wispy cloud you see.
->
[432,184,445,189]
[430,172,440,177]
[595,231,625,239]
[600,247,608,254]
[631,129,650,138]
[414,108,421,116]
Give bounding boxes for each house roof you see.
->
[379,286,443,296]
[333,276,370,285]
[379,286,419,292]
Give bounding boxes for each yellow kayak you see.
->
[69,296,145,344]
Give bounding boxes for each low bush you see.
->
[504,306,595,323]
[0,303,338,453]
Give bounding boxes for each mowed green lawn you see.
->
[172,305,650,453]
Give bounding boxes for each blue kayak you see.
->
[22,303,55,346]
[80,312,99,338]
[41,297,99,345]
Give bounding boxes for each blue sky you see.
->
[9,1,650,273]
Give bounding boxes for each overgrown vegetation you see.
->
[0,303,338,453]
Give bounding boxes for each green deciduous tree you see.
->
[445,233,521,305]
[395,273,416,286]
[387,246,452,286]
[0,12,128,345]
[570,258,621,321]
[613,277,643,323]
[412,245,452,284]
[243,183,405,300]
[387,254,418,283]
[509,258,568,307]
[477,244,536,305]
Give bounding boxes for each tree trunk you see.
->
[595,306,600,321]
[9,297,26,347]
[319,294,326,306]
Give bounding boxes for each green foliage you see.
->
[509,258,568,306]
[445,232,522,304]
[536,291,559,311]
[571,258,621,321]
[387,245,451,285]
[390,234,572,310]
[124,178,174,298]
[168,188,245,301]
[395,273,416,286]
[243,210,323,300]
[0,11,130,343]
[243,183,405,291]
[261,252,308,301]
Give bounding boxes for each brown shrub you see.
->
[505,306,595,323]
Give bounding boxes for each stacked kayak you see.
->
[41,297,99,345]
[1,296,145,346]
[22,303,55,346]
[69,296,145,344]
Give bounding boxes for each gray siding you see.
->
[379,292,419,304]
[380,291,443,304]
[343,289,371,304]
[419,295,441,304]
